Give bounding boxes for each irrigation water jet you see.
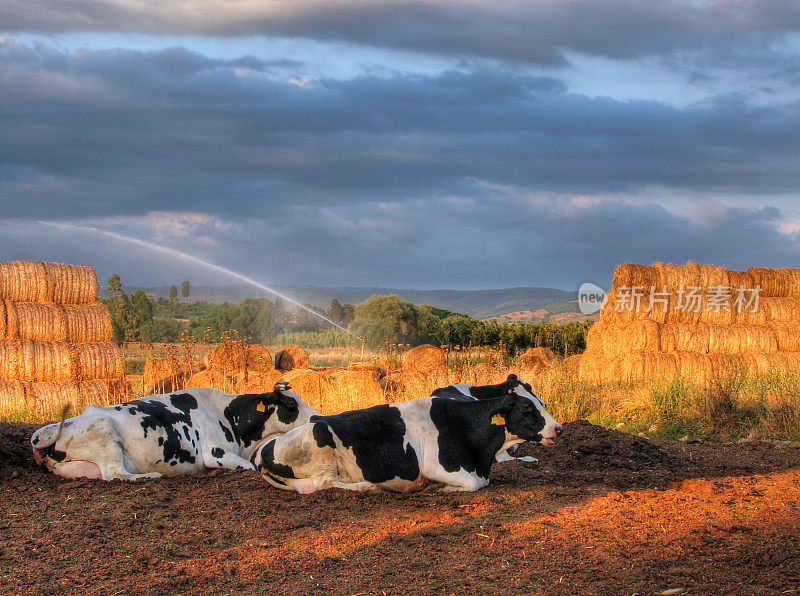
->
[38,221,361,340]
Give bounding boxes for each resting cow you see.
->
[432,374,546,463]
[253,392,562,493]
[30,383,319,481]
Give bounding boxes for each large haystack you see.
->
[516,347,557,373]
[0,261,126,415]
[579,261,800,385]
[274,345,310,371]
[402,344,446,372]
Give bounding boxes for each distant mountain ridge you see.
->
[118,284,581,320]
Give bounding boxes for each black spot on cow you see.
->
[257,438,296,485]
[218,422,235,444]
[312,422,336,448]
[129,393,199,465]
[310,405,420,485]
[31,437,39,445]
[430,395,547,479]
[211,447,225,458]
[430,385,475,401]
[40,444,67,463]
[114,406,122,411]
[223,389,300,448]
[182,426,192,441]
[467,375,524,399]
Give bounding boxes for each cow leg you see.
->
[495,450,538,464]
[62,418,162,481]
[429,470,487,492]
[202,448,255,472]
[51,460,102,480]
[330,480,377,492]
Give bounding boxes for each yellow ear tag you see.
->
[491,414,506,426]
[256,402,266,412]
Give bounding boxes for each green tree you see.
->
[108,273,122,296]
[169,285,178,301]
[327,298,345,325]
[341,304,356,327]
[349,295,420,347]
[181,280,190,301]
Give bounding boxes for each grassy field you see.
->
[5,344,800,443]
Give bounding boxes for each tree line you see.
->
[103,275,591,356]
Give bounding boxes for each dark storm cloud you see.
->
[2,40,799,222]
[2,0,799,64]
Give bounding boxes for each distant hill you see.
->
[117,284,583,320]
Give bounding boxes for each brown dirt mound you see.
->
[0,422,39,471]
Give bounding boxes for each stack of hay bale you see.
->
[0,261,126,414]
[579,262,800,384]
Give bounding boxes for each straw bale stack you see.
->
[402,344,446,372]
[348,362,388,382]
[327,370,386,412]
[275,345,310,371]
[579,261,800,385]
[0,260,127,414]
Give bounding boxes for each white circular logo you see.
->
[578,282,607,315]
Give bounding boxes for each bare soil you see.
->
[1,420,799,595]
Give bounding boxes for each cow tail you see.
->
[34,404,72,449]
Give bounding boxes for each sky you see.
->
[1,0,799,292]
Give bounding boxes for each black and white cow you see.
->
[252,392,562,493]
[30,383,319,481]
[432,374,547,463]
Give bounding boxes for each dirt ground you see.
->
[1,420,799,595]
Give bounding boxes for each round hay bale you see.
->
[516,347,558,373]
[706,325,741,354]
[75,342,123,379]
[402,344,446,371]
[0,380,26,414]
[143,357,183,389]
[611,263,657,291]
[741,353,773,376]
[0,261,49,302]
[783,352,800,372]
[577,349,620,384]
[186,369,236,393]
[204,341,247,372]
[380,369,427,396]
[327,370,386,413]
[320,367,347,377]
[245,344,273,373]
[728,270,755,291]
[747,267,786,297]
[231,369,283,394]
[760,297,800,323]
[17,340,73,382]
[783,268,800,297]
[280,369,331,412]
[674,352,712,385]
[698,303,736,326]
[736,325,778,353]
[62,304,113,342]
[767,321,800,352]
[708,353,742,379]
[0,340,20,379]
[347,362,388,381]
[79,378,130,405]
[562,354,582,378]
[4,302,68,342]
[27,381,80,413]
[44,262,99,304]
[695,263,729,290]
[275,345,310,371]
[653,261,700,291]
[660,323,709,353]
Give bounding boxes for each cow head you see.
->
[223,383,320,452]
[499,389,563,446]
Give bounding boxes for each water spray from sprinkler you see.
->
[39,221,362,343]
